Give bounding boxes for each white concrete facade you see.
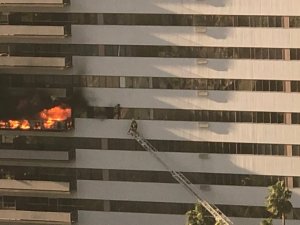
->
[3,119,300,146]
[3,56,300,81]
[82,88,300,112]
[4,0,300,16]
[4,26,300,49]
[2,150,300,177]
[72,180,300,207]
[68,57,300,81]
[77,211,299,225]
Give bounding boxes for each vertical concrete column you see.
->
[149,77,154,119]
[117,77,126,119]
[101,138,111,211]
[120,77,126,88]
[98,14,105,56]
[282,16,293,188]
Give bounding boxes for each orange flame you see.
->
[0,121,6,128]
[40,106,71,121]
[20,120,30,130]
[8,120,20,129]
[0,105,71,130]
[7,120,30,130]
[39,106,71,129]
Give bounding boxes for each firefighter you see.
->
[128,119,138,133]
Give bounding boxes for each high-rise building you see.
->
[0,0,300,224]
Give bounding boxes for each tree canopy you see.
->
[264,180,293,225]
[186,202,215,225]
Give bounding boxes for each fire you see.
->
[0,105,72,131]
[40,106,71,121]
[39,105,71,129]
[6,120,30,130]
[43,120,56,129]
[20,120,30,130]
[8,120,20,129]
[0,121,5,128]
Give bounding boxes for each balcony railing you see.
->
[0,0,70,7]
[0,149,75,161]
[0,179,70,193]
[0,210,74,224]
[0,56,72,68]
[0,25,71,37]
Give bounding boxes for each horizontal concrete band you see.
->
[4,0,300,16]
[77,211,300,225]
[3,57,300,81]
[82,88,300,112]
[1,86,298,112]
[71,180,300,207]
[1,119,300,145]
[4,26,300,49]
[1,150,300,177]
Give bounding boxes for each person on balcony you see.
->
[128,119,138,134]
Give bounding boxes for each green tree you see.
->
[186,202,215,225]
[260,218,273,225]
[265,180,293,225]
[214,220,226,225]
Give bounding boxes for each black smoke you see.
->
[0,87,88,120]
[0,88,52,119]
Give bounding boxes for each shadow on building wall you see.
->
[199,0,229,7]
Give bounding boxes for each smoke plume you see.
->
[0,87,88,120]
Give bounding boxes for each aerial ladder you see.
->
[128,120,234,225]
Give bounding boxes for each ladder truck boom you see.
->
[128,121,234,225]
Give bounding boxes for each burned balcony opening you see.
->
[0,88,87,132]
[0,117,73,131]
